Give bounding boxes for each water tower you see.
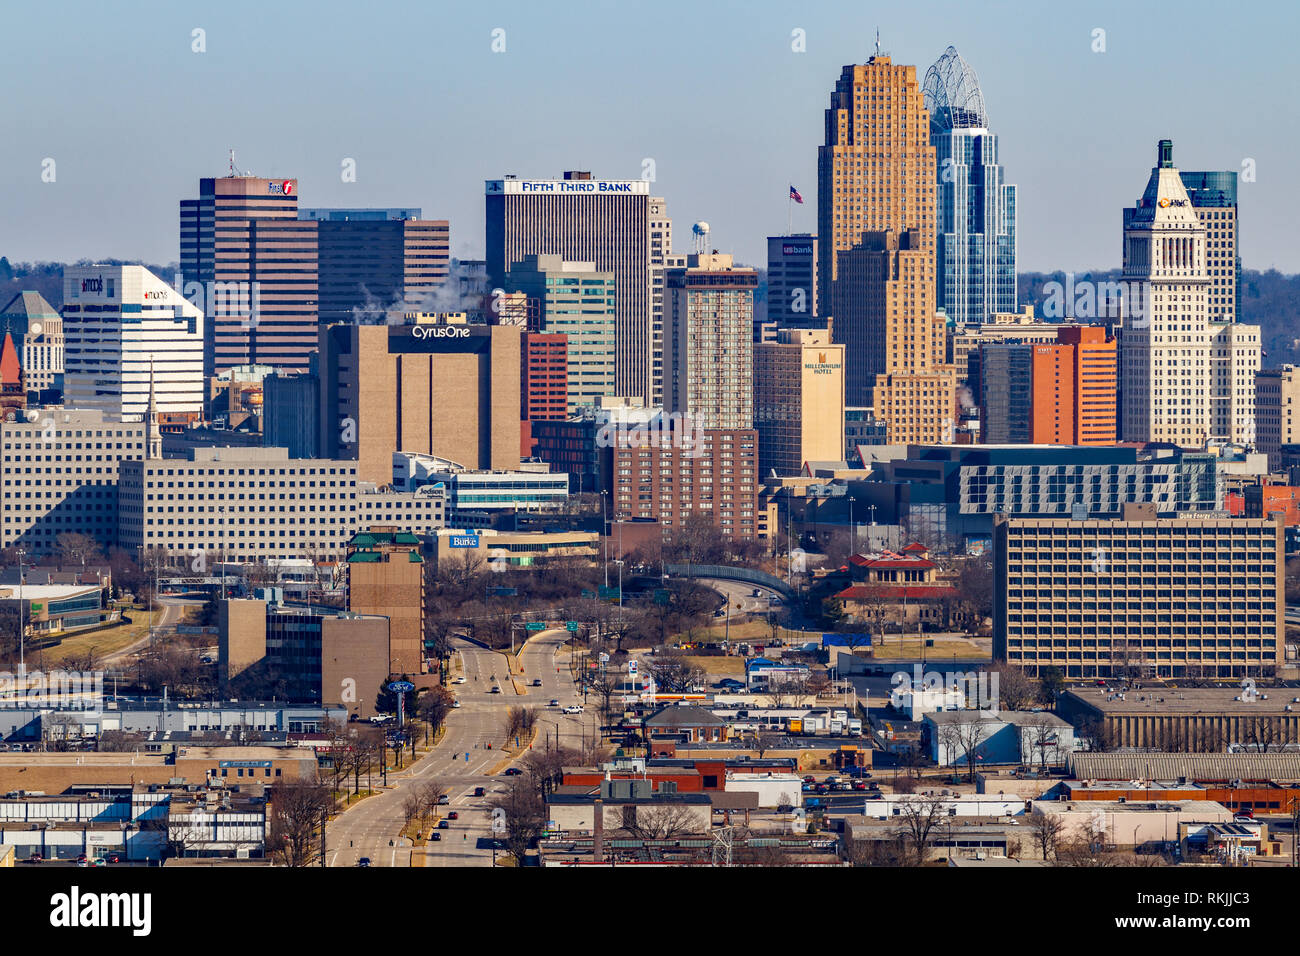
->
[691,221,710,255]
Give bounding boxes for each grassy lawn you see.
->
[681,656,746,676]
[34,607,166,667]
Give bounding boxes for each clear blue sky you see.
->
[1,0,1295,274]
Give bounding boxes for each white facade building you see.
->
[62,265,204,421]
[1121,143,1258,446]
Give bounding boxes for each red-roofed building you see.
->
[837,542,954,627]
[0,331,25,421]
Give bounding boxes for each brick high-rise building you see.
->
[346,529,425,676]
[818,55,957,443]
[318,322,521,486]
[665,253,757,430]
[605,425,758,542]
[520,331,568,457]
[180,175,318,377]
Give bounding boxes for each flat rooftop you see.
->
[1064,687,1300,715]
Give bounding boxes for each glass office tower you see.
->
[924,46,1017,325]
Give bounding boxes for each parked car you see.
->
[562,705,584,714]
[802,775,816,784]
[549,699,560,707]
[430,832,441,841]
[473,786,486,797]
[490,686,502,694]
[451,700,461,708]
[448,811,459,820]
[453,677,466,684]
[531,679,543,687]
[815,783,829,794]
[358,857,371,867]
[852,781,868,791]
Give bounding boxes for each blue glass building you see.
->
[923,47,1017,325]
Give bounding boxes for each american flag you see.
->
[789,185,804,204]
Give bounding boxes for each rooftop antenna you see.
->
[875,29,881,58]
[227,149,245,177]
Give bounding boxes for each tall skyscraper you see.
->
[300,208,450,324]
[649,197,673,407]
[181,175,318,377]
[923,46,1016,325]
[62,265,204,423]
[506,255,617,414]
[765,235,820,330]
[665,253,757,430]
[1121,141,1259,446]
[485,172,654,403]
[818,54,957,443]
[1173,171,1239,324]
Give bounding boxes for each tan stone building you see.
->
[994,509,1285,680]
[753,329,845,476]
[318,322,521,486]
[818,55,957,444]
[346,529,425,675]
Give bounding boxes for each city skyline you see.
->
[1,0,1296,277]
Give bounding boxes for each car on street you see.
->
[562,705,584,714]
[474,786,486,797]
[531,679,542,686]
[504,767,522,776]
[549,698,560,706]
[437,819,450,829]
[752,588,761,597]
[437,794,450,805]
[358,857,371,867]
[802,775,816,784]
[447,811,459,820]
[490,686,501,694]
[451,699,461,708]
[430,832,441,841]
[453,677,466,684]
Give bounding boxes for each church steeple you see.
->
[145,359,161,459]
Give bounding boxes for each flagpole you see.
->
[787,185,793,237]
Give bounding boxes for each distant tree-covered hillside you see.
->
[0,258,176,311]
[1018,268,1300,367]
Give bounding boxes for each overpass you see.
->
[663,563,795,601]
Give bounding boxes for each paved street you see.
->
[326,630,588,868]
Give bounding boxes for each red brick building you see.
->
[1244,484,1300,526]
[521,331,568,457]
[604,425,759,542]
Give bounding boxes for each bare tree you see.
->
[486,779,546,866]
[267,780,332,868]
[894,795,949,866]
[619,801,703,841]
[1027,811,1067,861]
[991,664,1037,712]
[936,716,991,782]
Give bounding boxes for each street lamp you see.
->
[600,490,610,589]
[16,548,26,678]
[849,497,856,556]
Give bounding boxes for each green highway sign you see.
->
[566,621,579,632]
[525,622,546,631]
